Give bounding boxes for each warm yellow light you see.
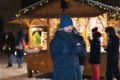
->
[31,27,37,32]
[41,18,45,20]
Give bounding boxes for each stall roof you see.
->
[10,0,120,25]
[16,0,105,18]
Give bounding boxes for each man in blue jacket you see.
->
[50,15,81,80]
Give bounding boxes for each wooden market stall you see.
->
[8,0,112,78]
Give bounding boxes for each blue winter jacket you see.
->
[50,31,81,80]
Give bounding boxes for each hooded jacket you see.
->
[105,27,119,59]
[89,32,101,64]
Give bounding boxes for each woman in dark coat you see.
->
[0,32,6,52]
[88,27,101,80]
[4,32,15,68]
[105,27,120,80]
[50,15,81,80]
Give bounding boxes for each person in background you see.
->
[78,35,86,80]
[4,32,15,68]
[15,31,26,68]
[72,27,86,80]
[50,15,81,80]
[88,27,101,80]
[78,56,85,80]
[0,32,6,53]
[77,35,86,80]
[104,27,120,80]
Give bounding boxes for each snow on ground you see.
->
[0,54,51,80]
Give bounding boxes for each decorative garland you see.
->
[15,0,49,18]
[78,0,120,13]
[78,0,120,20]
[16,0,120,19]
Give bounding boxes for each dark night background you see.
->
[22,0,41,8]
[21,0,120,8]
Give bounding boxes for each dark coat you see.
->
[4,32,15,54]
[105,27,120,80]
[106,35,119,59]
[89,32,101,64]
[15,35,25,57]
[105,27,119,60]
[50,31,81,80]
[0,32,6,51]
[76,35,86,65]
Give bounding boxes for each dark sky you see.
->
[21,0,120,8]
[22,0,41,8]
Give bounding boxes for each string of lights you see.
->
[78,0,120,13]
[15,0,49,18]
[15,0,120,19]
[77,0,120,20]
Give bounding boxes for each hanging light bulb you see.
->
[15,13,20,18]
[40,3,42,6]
[32,6,35,10]
[15,14,19,18]
[23,9,29,13]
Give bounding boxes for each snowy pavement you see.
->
[0,54,51,80]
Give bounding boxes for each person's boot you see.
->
[6,65,12,68]
[18,64,22,68]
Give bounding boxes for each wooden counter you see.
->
[25,50,53,77]
[25,51,120,78]
[84,53,107,77]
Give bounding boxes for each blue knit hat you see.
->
[59,15,73,28]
